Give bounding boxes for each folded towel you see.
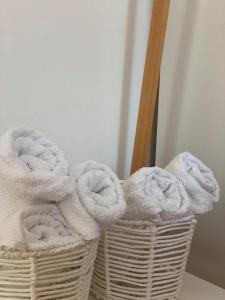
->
[0,209,25,249]
[22,204,81,250]
[166,152,219,214]
[59,161,126,240]
[58,190,101,241]
[123,167,190,220]
[0,127,73,222]
[72,161,126,225]
[0,204,81,250]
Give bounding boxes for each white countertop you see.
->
[89,272,225,300]
[178,273,225,300]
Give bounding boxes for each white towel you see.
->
[59,161,126,240]
[123,167,190,220]
[72,161,126,225]
[0,204,81,250]
[22,204,81,250]
[0,127,73,222]
[166,152,219,214]
[58,190,101,241]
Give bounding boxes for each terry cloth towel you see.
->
[72,161,126,225]
[21,204,81,250]
[0,127,73,223]
[58,190,101,241]
[123,166,190,220]
[0,204,81,250]
[59,161,126,240]
[166,152,220,214]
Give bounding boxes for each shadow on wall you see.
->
[116,0,137,179]
[158,0,199,164]
[117,0,199,178]
[157,0,225,289]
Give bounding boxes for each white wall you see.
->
[157,0,225,288]
[0,0,151,177]
[1,0,225,289]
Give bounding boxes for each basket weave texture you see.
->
[0,239,98,300]
[91,216,196,300]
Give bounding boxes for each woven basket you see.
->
[91,216,196,300]
[0,239,98,300]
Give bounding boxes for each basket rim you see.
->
[0,238,98,258]
[118,214,196,227]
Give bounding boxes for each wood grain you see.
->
[130,0,170,174]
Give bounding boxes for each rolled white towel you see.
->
[123,167,190,220]
[59,161,126,240]
[58,190,101,241]
[0,204,81,250]
[0,127,73,222]
[72,161,126,225]
[166,152,219,214]
[21,204,81,250]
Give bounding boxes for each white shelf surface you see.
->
[89,272,225,300]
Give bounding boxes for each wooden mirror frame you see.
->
[131,0,170,174]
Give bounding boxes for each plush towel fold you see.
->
[58,191,101,240]
[22,204,81,250]
[0,127,73,222]
[166,152,219,214]
[0,204,81,250]
[59,161,126,240]
[123,167,190,220]
[72,161,126,225]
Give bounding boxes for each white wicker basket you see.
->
[0,239,98,300]
[91,216,196,300]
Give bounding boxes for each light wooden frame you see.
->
[131,0,170,174]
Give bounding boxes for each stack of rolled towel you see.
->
[0,127,126,250]
[124,152,219,221]
[0,126,219,251]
